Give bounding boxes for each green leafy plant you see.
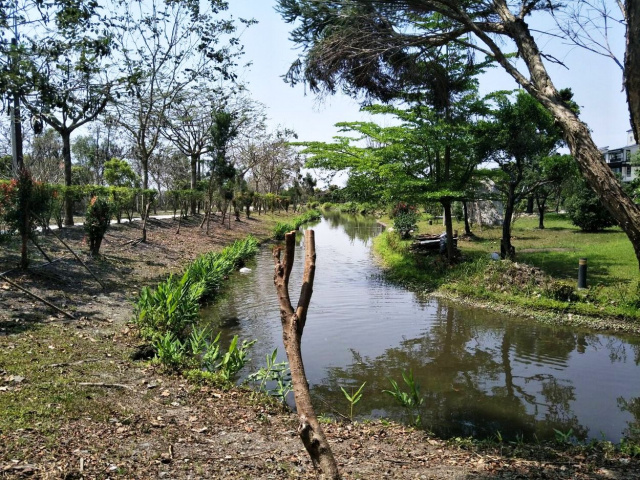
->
[153,332,186,371]
[553,428,575,444]
[383,370,424,426]
[340,381,366,422]
[84,195,113,256]
[247,348,292,403]
[392,202,419,239]
[216,335,256,381]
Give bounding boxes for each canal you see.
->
[201,212,640,442]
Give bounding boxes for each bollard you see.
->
[577,258,587,289]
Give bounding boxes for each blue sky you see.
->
[228,1,631,150]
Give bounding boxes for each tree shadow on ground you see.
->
[518,250,630,287]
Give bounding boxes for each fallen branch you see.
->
[40,221,105,290]
[77,382,134,390]
[0,274,75,319]
[48,358,102,368]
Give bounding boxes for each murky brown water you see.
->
[202,212,640,442]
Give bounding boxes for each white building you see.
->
[599,130,639,182]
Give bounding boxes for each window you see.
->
[627,166,632,177]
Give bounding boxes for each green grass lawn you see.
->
[375,212,640,324]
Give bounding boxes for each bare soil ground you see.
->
[1,214,639,479]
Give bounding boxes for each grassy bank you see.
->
[375,213,640,329]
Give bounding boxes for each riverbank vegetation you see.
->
[374,211,640,329]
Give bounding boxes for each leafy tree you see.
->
[104,158,139,188]
[3,0,119,226]
[477,91,563,258]
[276,0,640,270]
[531,154,577,229]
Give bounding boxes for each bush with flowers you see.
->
[84,196,113,255]
[391,202,419,239]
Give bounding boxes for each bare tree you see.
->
[112,0,241,191]
[273,230,340,480]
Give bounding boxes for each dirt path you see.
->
[1,213,639,479]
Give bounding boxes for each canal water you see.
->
[201,212,640,442]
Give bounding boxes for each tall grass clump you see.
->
[135,235,259,341]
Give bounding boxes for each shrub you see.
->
[84,196,113,255]
[392,202,419,238]
[565,180,616,232]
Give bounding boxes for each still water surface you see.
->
[202,212,640,442]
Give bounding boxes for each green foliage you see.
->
[246,349,292,403]
[272,209,321,239]
[153,328,255,381]
[84,196,113,255]
[104,158,139,187]
[135,236,260,341]
[216,335,256,381]
[565,179,617,232]
[553,428,575,445]
[392,202,419,238]
[340,382,366,421]
[383,370,424,426]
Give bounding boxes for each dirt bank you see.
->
[1,214,639,479]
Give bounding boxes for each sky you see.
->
[227,1,631,151]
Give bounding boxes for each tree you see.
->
[273,230,340,480]
[247,129,302,195]
[477,91,563,258]
[103,158,138,187]
[277,0,640,270]
[531,154,576,229]
[20,6,115,225]
[112,0,245,193]
[27,128,63,183]
[72,123,123,185]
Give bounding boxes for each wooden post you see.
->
[273,230,340,480]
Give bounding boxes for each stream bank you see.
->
[1,213,639,478]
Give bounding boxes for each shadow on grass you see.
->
[518,250,632,287]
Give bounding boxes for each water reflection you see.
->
[201,214,640,442]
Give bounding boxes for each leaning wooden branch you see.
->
[273,230,340,480]
[0,274,74,319]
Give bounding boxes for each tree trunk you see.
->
[62,131,74,226]
[501,184,516,260]
[525,195,534,214]
[273,230,340,480]
[462,201,471,236]
[625,0,640,143]
[498,9,640,268]
[190,153,198,214]
[441,199,455,260]
[536,197,546,229]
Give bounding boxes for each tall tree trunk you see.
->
[190,153,198,214]
[625,0,640,143]
[62,131,74,226]
[273,231,340,480]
